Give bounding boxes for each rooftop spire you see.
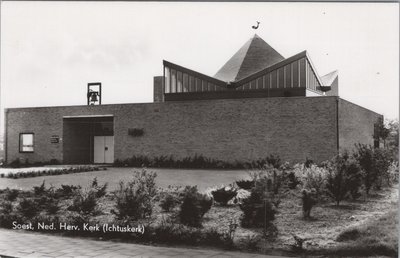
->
[214,34,284,82]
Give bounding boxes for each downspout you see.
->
[336,97,340,155]
[4,109,7,165]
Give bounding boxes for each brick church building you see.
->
[4,34,381,165]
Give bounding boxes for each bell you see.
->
[90,92,98,102]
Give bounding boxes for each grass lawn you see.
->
[331,202,398,257]
[0,167,250,192]
[265,185,399,256]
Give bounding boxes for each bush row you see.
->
[5,158,61,168]
[0,166,107,179]
[114,154,283,169]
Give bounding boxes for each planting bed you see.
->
[0,167,397,256]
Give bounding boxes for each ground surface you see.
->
[0,167,250,192]
[199,184,398,254]
[0,167,397,257]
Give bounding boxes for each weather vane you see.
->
[252,21,260,30]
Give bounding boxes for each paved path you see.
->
[0,229,286,258]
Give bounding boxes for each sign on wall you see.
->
[50,135,60,143]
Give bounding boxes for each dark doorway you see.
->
[63,116,114,164]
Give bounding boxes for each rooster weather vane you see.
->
[252,21,260,30]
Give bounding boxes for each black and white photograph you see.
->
[0,1,398,257]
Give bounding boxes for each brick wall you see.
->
[6,96,342,164]
[338,98,382,152]
[5,108,64,163]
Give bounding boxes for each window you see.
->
[164,66,170,93]
[177,71,183,93]
[19,133,34,152]
[171,69,177,93]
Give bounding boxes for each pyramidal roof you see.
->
[321,70,338,86]
[214,34,284,82]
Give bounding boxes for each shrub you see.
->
[239,178,277,228]
[372,148,393,189]
[353,144,374,194]
[0,201,13,215]
[33,181,47,196]
[68,190,100,216]
[235,179,255,190]
[49,159,60,165]
[266,154,281,169]
[211,186,237,206]
[3,188,20,202]
[354,144,393,194]
[44,198,60,214]
[239,234,262,251]
[17,198,39,218]
[386,161,399,185]
[145,217,235,248]
[90,177,108,198]
[286,171,301,189]
[325,153,363,205]
[0,201,20,228]
[201,226,235,247]
[301,188,317,219]
[304,158,314,168]
[67,178,106,216]
[294,164,328,201]
[159,193,179,212]
[251,165,286,207]
[179,186,212,227]
[344,161,364,200]
[233,189,251,204]
[56,185,81,198]
[112,169,157,221]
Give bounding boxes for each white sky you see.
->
[1,2,399,123]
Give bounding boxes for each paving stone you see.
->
[0,229,286,258]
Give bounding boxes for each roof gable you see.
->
[214,34,284,82]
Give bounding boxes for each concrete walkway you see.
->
[0,229,286,258]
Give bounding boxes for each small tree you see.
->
[372,148,392,190]
[354,144,393,194]
[294,164,328,201]
[239,175,277,229]
[353,144,375,195]
[325,153,361,206]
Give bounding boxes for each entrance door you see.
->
[94,136,114,164]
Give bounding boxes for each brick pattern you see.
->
[5,108,64,163]
[338,98,382,152]
[4,96,374,165]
